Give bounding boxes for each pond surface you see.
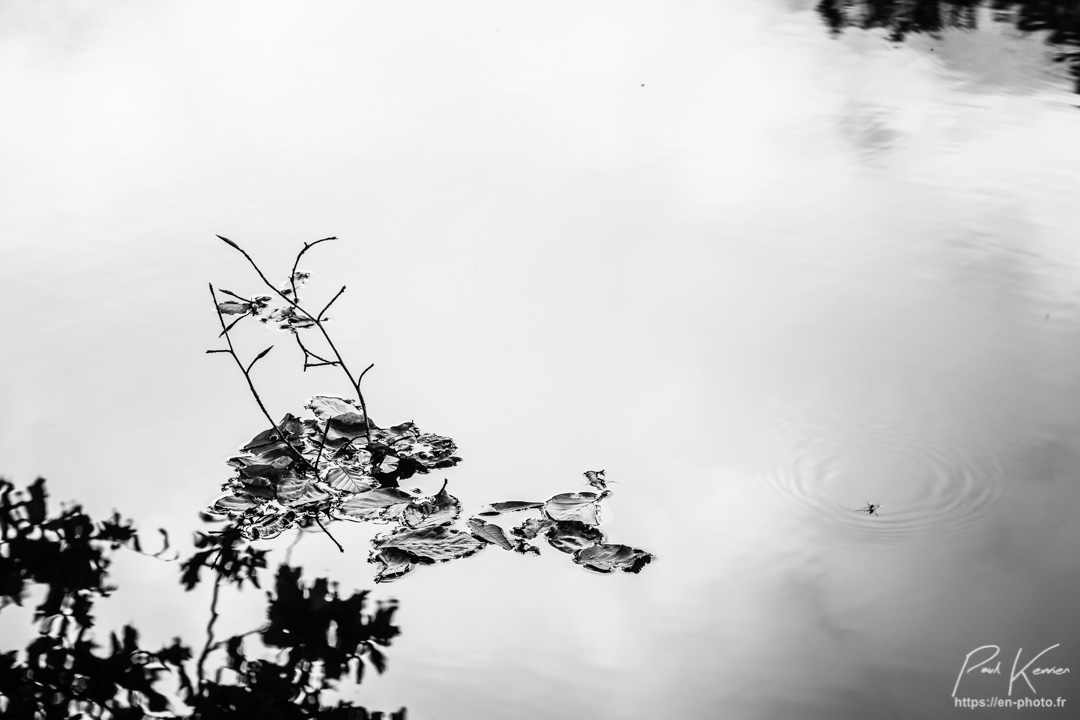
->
[2,1,1080,718]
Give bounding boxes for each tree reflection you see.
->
[0,478,405,718]
[817,1,1080,91]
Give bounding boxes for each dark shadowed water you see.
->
[2,2,1080,718]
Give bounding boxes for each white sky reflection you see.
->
[2,2,1080,718]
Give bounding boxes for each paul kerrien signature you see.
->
[953,644,1071,697]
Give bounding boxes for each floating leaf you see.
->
[478,500,543,516]
[208,495,259,515]
[275,474,330,509]
[372,526,484,563]
[307,395,361,422]
[543,492,603,525]
[584,470,608,491]
[323,464,375,494]
[390,431,459,470]
[369,548,416,583]
[226,480,276,500]
[333,488,414,522]
[573,544,653,574]
[467,517,513,550]
[217,301,251,315]
[401,482,460,529]
[510,517,554,540]
[263,304,317,332]
[242,427,286,454]
[325,413,369,444]
[545,520,604,555]
[240,509,297,541]
[238,457,293,483]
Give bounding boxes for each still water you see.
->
[2,1,1080,718]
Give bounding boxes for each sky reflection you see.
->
[2,1,1080,718]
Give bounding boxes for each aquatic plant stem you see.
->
[208,284,309,468]
[313,513,344,553]
[216,235,373,439]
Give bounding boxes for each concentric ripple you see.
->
[750,400,1022,542]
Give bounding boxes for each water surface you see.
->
[2,2,1080,718]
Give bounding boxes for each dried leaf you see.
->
[275,474,330,509]
[208,495,259,515]
[325,413,369,444]
[545,520,604,554]
[391,433,459,470]
[584,469,608,491]
[543,492,603,525]
[240,509,297,541]
[467,517,513,550]
[307,395,361,421]
[372,525,484,563]
[401,483,460,529]
[217,301,250,315]
[334,488,414,522]
[369,548,416,583]
[573,543,653,574]
[323,464,375,493]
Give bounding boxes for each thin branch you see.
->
[217,288,251,302]
[355,363,375,429]
[196,563,223,691]
[245,345,274,374]
[290,237,338,298]
[218,314,248,337]
[313,513,344,553]
[208,284,308,468]
[217,236,371,439]
[317,285,346,322]
[295,333,334,368]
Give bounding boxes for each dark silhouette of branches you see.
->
[0,477,406,719]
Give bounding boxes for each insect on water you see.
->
[857,502,882,516]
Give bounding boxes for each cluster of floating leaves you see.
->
[208,399,653,582]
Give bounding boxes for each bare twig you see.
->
[313,513,344,553]
[217,288,251,302]
[217,236,372,439]
[294,333,335,370]
[218,314,248,338]
[317,285,346,322]
[245,345,274,374]
[208,284,309,468]
[355,362,375,429]
[290,237,337,298]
